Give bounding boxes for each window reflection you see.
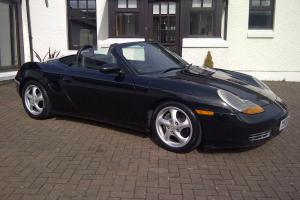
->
[116,13,139,36]
[190,13,213,36]
[68,0,97,49]
[128,0,137,8]
[118,0,138,8]
[249,0,274,29]
[0,1,19,70]
[249,10,273,28]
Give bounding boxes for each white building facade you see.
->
[0,0,300,81]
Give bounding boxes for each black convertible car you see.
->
[15,42,289,152]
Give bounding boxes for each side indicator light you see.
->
[242,106,264,115]
[195,109,214,116]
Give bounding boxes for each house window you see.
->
[118,0,137,9]
[188,0,223,37]
[152,2,177,44]
[192,0,213,8]
[190,12,213,36]
[249,0,275,29]
[0,0,22,71]
[67,0,97,50]
[116,13,139,36]
[109,0,143,37]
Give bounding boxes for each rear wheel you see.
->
[22,81,51,119]
[151,102,202,153]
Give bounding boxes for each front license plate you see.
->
[279,117,289,131]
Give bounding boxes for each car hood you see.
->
[156,66,278,105]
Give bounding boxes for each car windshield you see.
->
[119,43,189,74]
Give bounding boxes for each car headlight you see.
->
[217,89,264,115]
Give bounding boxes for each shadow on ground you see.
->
[54,115,149,139]
[55,115,259,154]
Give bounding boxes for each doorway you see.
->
[148,1,181,55]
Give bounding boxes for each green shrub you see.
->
[33,47,61,62]
[204,51,214,68]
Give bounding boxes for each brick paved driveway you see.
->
[0,81,299,200]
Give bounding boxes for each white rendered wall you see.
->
[22,0,76,63]
[22,0,143,61]
[21,0,300,81]
[182,0,300,81]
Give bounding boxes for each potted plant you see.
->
[203,51,214,68]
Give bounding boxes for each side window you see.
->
[249,0,275,29]
[82,54,118,70]
[59,55,77,66]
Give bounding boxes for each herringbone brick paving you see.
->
[0,81,299,200]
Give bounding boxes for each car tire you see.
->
[22,80,52,119]
[151,101,202,153]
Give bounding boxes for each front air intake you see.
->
[249,131,271,142]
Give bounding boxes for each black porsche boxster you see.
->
[15,42,289,152]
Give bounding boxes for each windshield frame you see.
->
[114,42,190,75]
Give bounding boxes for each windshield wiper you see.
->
[161,67,182,74]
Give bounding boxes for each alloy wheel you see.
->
[24,85,44,115]
[155,106,193,148]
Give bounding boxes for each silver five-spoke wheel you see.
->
[24,85,44,115]
[155,106,193,148]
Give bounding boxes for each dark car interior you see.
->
[59,43,186,74]
[59,45,117,71]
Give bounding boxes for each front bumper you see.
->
[200,101,288,149]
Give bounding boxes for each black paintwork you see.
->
[15,42,288,149]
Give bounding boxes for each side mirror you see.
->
[99,64,123,74]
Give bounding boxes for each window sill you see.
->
[0,71,17,81]
[182,38,228,48]
[99,38,145,48]
[247,30,275,38]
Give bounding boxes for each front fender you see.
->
[150,78,232,115]
[16,62,50,96]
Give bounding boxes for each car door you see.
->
[61,53,137,125]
